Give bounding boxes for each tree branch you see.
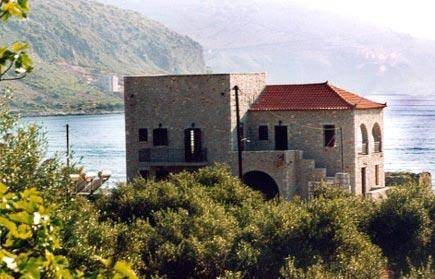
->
[0,73,27,82]
[0,62,14,80]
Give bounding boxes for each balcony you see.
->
[139,148,208,166]
[359,143,368,155]
[374,142,382,153]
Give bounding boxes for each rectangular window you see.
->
[153,128,168,146]
[258,125,268,140]
[138,128,148,142]
[324,125,336,147]
[375,165,379,185]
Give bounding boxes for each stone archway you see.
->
[242,171,280,199]
[372,123,382,152]
[358,124,369,154]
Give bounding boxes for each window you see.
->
[358,124,368,154]
[153,128,168,146]
[372,123,382,153]
[258,126,268,140]
[323,125,336,147]
[375,165,380,186]
[184,128,203,162]
[138,128,148,142]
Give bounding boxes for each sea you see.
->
[21,94,435,186]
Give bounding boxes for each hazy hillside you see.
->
[102,0,435,95]
[0,0,205,115]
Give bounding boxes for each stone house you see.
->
[124,73,387,199]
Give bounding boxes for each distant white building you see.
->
[110,75,122,93]
[95,75,122,93]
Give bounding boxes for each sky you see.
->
[289,0,435,40]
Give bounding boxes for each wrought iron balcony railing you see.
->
[139,148,207,163]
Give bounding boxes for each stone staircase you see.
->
[294,150,327,198]
[293,150,352,198]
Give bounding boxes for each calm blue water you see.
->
[21,94,435,185]
[21,114,126,185]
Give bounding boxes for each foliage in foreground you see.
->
[58,165,435,278]
[0,182,137,278]
[59,167,375,278]
[0,92,71,200]
[0,91,135,276]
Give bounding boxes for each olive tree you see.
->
[0,0,33,82]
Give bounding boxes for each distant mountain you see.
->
[102,0,435,95]
[0,0,205,115]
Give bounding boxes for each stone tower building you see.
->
[124,73,387,199]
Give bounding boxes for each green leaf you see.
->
[113,261,138,279]
[9,211,32,225]
[11,42,28,52]
[15,224,32,239]
[0,183,8,196]
[0,216,17,233]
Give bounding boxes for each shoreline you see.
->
[20,110,125,118]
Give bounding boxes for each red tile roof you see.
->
[249,82,386,111]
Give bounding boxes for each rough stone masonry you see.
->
[124,73,387,199]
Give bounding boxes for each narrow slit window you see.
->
[153,128,168,146]
[324,125,336,147]
[138,128,148,142]
[375,165,380,185]
[258,126,268,140]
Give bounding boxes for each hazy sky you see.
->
[291,0,434,40]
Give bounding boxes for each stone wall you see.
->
[354,109,385,194]
[229,73,267,152]
[124,73,267,179]
[124,74,233,178]
[230,150,328,199]
[231,150,297,197]
[385,171,432,188]
[124,73,385,199]
[246,110,356,177]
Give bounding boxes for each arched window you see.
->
[358,124,369,154]
[372,123,382,153]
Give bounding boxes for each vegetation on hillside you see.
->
[0,0,205,115]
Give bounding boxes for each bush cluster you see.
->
[58,165,434,278]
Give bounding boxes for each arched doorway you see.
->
[242,171,279,199]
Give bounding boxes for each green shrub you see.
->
[0,93,71,200]
[368,183,434,274]
[61,166,393,278]
[0,183,137,278]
